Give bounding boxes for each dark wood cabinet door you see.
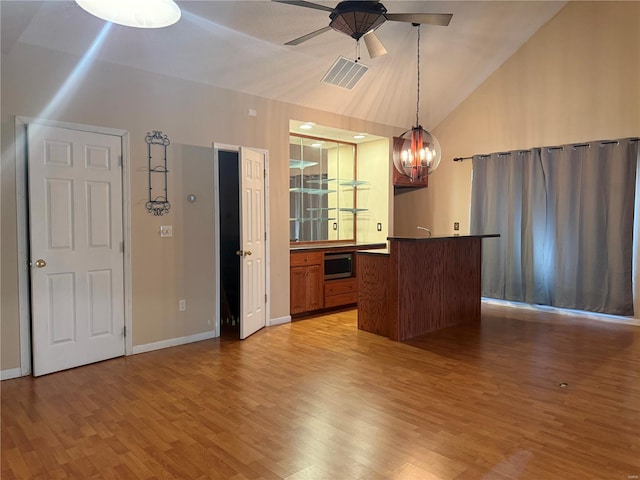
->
[290,266,308,314]
[306,264,323,312]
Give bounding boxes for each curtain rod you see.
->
[453,138,640,162]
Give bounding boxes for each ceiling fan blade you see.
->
[272,0,335,13]
[285,26,333,45]
[384,13,453,27]
[363,31,387,59]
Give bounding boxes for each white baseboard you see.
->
[1,368,23,381]
[132,330,217,355]
[268,315,291,327]
[482,298,640,326]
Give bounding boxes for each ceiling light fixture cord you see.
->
[416,24,421,128]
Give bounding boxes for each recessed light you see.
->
[353,134,366,139]
[75,0,181,28]
[311,143,322,148]
[299,122,314,130]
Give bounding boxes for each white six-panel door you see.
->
[28,124,125,376]
[239,147,266,339]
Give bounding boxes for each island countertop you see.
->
[357,234,498,255]
[387,233,500,241]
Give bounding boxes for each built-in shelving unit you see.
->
[289,135,361,242]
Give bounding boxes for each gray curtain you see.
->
[470,138,638,316]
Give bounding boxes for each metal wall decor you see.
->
[145,130,171,216]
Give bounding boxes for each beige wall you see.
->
[0,41,403,372]
[394,1,640,236]
[357,139,390,244]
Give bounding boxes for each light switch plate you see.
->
[160,225,173,237]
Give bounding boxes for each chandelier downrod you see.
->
[416,24,420,128]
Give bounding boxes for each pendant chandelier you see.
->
[392,24,442,183]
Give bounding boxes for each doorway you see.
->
[214,144,269,340]
[218,150,241,337]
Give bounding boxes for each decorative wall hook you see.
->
[145,130,171,216]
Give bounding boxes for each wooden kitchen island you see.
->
[357,234,499,341]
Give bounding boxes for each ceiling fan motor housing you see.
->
[329,1,388,40]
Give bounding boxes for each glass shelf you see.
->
[290,217,336,222]
[289,159,318,169]
[339,208,369,213]
[306,207,336,211]
[306,178,337,184]
[338,179,369,187]
[289,187,337,195]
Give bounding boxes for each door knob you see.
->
[34,259,47,268]
[235,250,244,256]
[245,251,252,256]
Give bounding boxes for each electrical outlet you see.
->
[454,222,460,231]
[178,299,186,311]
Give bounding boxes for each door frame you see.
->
[15,116,132,376]
[213,143,270,337]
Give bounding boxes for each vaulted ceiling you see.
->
[1,1,566,129]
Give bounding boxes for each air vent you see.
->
[321,56,369,90]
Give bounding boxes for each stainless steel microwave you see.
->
[324,252,353,280]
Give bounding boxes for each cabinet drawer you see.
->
[291,251,322,267]
[324,292,358,308]
[325,277,358,296]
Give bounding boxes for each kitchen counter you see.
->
[290,242,386,252]
[387,233,500,241]
[358,234,499,341]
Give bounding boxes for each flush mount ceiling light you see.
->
[392,24,442,183]
[75,0,181,28]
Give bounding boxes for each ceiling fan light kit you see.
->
[328,1,387,40]
[274,0,452,59]
[362,31,387,59]
[75,0,181,28]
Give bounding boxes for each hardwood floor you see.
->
[2,305,639,479]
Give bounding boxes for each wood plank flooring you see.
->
[2,304,639,479]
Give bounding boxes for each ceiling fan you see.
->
[273,0,452,58]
